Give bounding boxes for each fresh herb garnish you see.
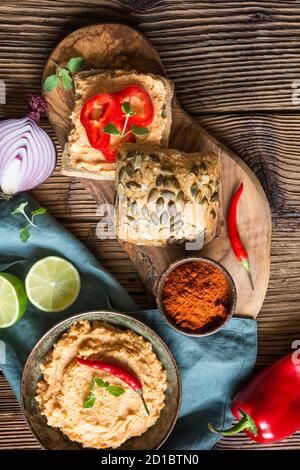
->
[121,101,135,117]
[102,122,120,136]
[130,125,149,136]
[66,57,85,73]
[11,202,47,244]
[83,376,125,408]
[43,56,85,93]
[103,101,149,138]
[106,385,126,397]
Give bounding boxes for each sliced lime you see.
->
[25,256,80,312]
[0,273,28,328]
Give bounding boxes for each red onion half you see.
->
[0,96,56,196]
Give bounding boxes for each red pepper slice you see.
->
[102,118,136,162]
[77,357,149,414]
[115,85,154,126]
[80,87,152,162]
[80,93,117,150]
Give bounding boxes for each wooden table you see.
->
[1,0,300,450]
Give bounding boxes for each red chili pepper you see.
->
[208,351,300,443]
[227,182,254,290]
[115,85,154,126]
[77,357,149,414]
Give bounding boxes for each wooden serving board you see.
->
[43,23,271,319]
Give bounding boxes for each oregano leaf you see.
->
[94,377,106,388]
[130,125,149,136]
[60,71,73,91]
[66,57,85,73]
[83,395,96,409]
[106,386,126,397]
[43,74,59,93]
[121,101,135,116]
[102,123,120,135]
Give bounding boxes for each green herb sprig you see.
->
[43,57,85,93]
[83,377,125,409]
[11,202,47,243]
[102,102,149,138]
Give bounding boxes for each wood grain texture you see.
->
[43,23,271,319]
[0,0,300,451]
[2,1,300,117]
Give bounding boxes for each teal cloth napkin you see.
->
[0,194,257,450]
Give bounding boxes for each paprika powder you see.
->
[161,260,231,332]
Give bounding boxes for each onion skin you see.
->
[0,98,56,196]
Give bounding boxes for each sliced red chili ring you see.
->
[115,85,154,127]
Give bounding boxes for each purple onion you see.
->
[0,96,56,195]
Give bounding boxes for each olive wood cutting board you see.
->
[43,23,271,319]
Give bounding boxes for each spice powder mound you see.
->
[161,261,231,332]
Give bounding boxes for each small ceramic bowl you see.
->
[21,310,181,450]
[156,256,237,337]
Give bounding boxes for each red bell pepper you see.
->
[80,86,154,162]
[115,85,154,126]
[209,351,300,443]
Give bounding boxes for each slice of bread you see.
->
[61,69,174,181]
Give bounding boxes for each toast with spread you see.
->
[61,69,174,180]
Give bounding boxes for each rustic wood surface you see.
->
[44,22,271,319]
[0,0,300,450]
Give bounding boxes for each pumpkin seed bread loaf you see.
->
[115,144,221,246]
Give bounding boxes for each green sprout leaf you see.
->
[103,123,120,135]
[31,207,47,223]
[19,227,30,244]
[11,202,28,215]
[66,57,85,73]
[130,125,149,136]
[11,203,47,244]
[43,74,59,93]
[31,207,47,217]
[121,101,135,116]
[106,386,126,397]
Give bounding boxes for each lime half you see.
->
[0,273,28,328]
[25,256,81,312]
